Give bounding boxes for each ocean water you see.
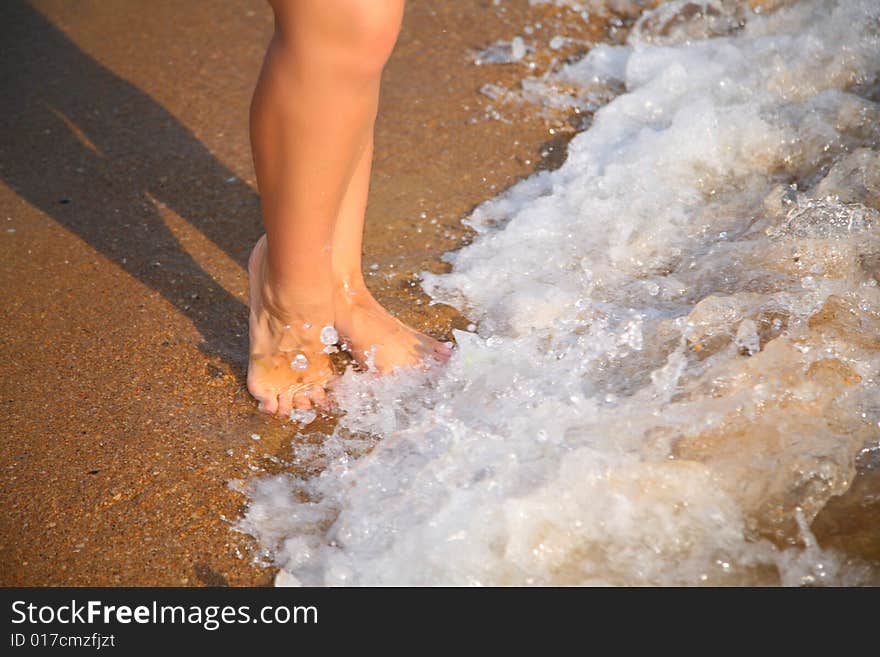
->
[239,0,880,586]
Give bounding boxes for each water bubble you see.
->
[620,320,644,351]
[291,354,308,370]
[320,325,339,346]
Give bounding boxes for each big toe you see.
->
[434,339,453,355]
[251,384,280,415]
[431,341,453,361]
[418,335,452,364]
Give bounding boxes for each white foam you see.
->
[240,0,880,586]
[288,408,317,426]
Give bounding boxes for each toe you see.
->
[277,388,295,418]
[257,397,279,415]
[253,387,279,415]
[417,333,448,352]
[419,337,451,363]
[435,340,453,355]
[432,345,452,362]
[413,344,438,371]
[292,390,314,410]
[307,385,331,411]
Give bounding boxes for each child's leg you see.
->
[248,0,402,415]
[248,0,450,416]
[331,129,453,372]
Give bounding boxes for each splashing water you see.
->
[289,408,318,426]
[240,0,880,586]
[474,37,531,65]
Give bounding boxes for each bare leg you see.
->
[331,134,453,371]
[248,0,404,415]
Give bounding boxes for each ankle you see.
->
[254,258,328,323]
[333,270,369,299]
[254,259,327,324]
[263,281,332,326]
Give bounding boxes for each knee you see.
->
[270,0,403,79]
[341,1,403,76]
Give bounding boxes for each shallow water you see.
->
[239,0,880,586]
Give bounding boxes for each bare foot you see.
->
[247,236,335,416]
[333,276,452,373]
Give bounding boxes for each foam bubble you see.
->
[320,325,339,346]
[289,408,317,426]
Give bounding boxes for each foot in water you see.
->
[333,274,453,374]
[247,236,335,416]
[248,235,452,416]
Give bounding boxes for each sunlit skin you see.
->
[248,0,451,416]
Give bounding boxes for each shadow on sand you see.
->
[0,0,263,374]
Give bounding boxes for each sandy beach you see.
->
[2,0,878,586]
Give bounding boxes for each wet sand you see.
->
[1,0,877,586]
